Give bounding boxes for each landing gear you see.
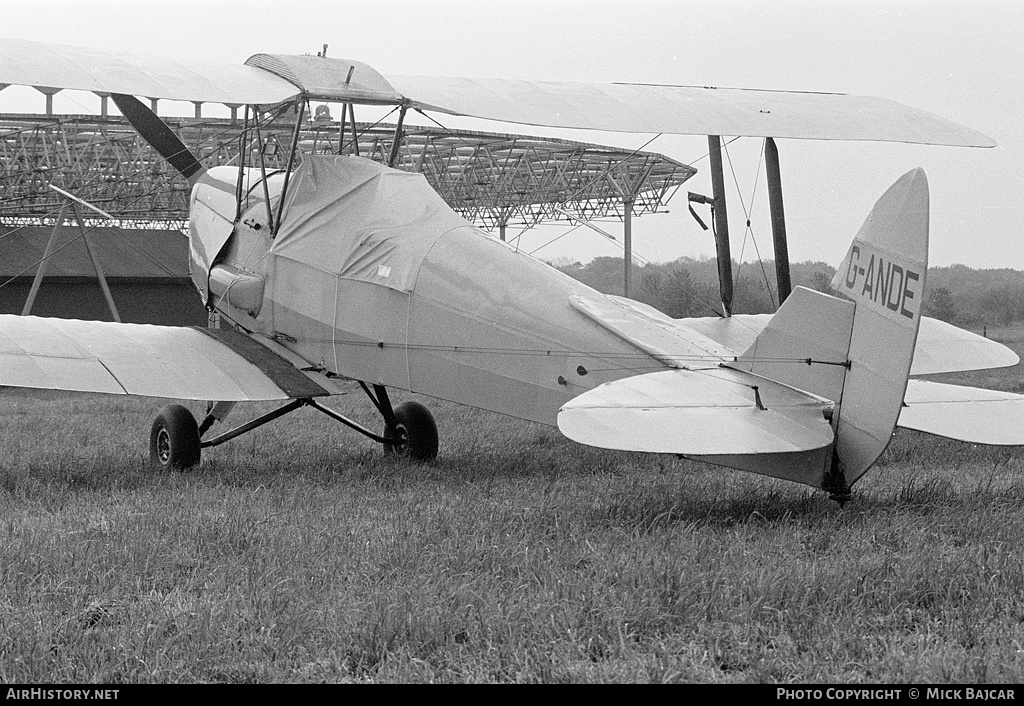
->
[146,383,438,468]
[383,401,439,461]
[149,404,201,469]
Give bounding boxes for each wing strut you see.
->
[765,137,792,304]
[700,135,792,313]
[708,135,734,316]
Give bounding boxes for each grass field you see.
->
[1,327,1023,683]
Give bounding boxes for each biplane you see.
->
[1,36,1022,502]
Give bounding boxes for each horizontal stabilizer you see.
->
[558,367,834,455]
[898,380,1024,445]
[911,317,1019,374]
[662,311,1017,377]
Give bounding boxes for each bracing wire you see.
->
[722,138,777,310]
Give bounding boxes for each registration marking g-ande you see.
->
[832,239,924,323]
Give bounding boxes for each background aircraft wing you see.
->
[558,366,834,455]
[899,380,1024,445]
[0,315,330,401]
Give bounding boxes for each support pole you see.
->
[623,197,634,298]
[22,202,68,315]
[765,137,792,305]
[36,87,61,116]
[70,203,120,322]
[707,135,733,316]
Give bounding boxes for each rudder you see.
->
[828,167,929,488]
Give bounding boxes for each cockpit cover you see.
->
[271,156,474,293]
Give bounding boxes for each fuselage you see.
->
[189,157,673,426]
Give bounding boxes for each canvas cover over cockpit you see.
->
[271,155,477,293]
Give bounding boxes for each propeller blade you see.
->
[110,94,206,184]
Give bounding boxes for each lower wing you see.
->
[898,379,1024,446]
[0,315,330,401]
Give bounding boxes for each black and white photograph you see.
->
[1,0,1022,686]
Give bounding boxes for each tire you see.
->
[383,401,439,461]
[149,404,201,469]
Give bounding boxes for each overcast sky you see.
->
[3,0,1022,271]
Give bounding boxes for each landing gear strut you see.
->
[146,383,438,469]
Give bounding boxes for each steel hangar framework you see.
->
[0,107,696,264]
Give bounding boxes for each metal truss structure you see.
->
[0,112,695,232]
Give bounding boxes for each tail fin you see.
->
[827,167,928,486]
[724,168,929,490]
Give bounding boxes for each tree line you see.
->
[552,256,1024,329]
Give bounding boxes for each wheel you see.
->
[383,401,439,461]
[149,404,201,469]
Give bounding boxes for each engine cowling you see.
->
[188,166,282,325]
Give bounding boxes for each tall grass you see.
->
[1,329,1023,683]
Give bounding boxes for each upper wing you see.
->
[0,315,330,401]
[390,76,995,147]
[0,37,296,105]
[0,38,993,147]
